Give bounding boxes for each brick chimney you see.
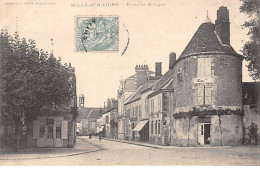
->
[215,6,230,45]
[169,52,176,69]
[135,64,149,89]
[155,62,162,77]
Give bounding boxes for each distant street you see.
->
[0,136,259,166]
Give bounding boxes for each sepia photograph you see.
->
[0,0,259,166]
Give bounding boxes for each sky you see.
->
[0,0,255,107]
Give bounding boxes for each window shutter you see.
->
[197,58,204,77]
[197,87,204,105]
[62,120,68,139]
[33,120,40,139]
[205,87,212,105]
[204,58,211,77]
[162,93,166,111]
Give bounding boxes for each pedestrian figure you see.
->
[89,132,92,139]
[99,133,102,142]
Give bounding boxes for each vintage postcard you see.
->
[0,0,259,166]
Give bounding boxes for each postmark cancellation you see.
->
[75,16,119,52]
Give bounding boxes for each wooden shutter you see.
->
[204,58,211,77]
[205,87,212,105]
[197,87,204,105]
[33,120,40,139]
[163,93,168,111]
[62,120,68,139]
[197,58,204,77]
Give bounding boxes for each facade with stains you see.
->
[117,65,155,140]
[27,64,77,148]
[169,6,244,146]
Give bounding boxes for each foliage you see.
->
[240,0,260,80]
[173,107,244,119]
[0,29,74,149]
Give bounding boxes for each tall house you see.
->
[169,6,244,146]
[68,63,77,108]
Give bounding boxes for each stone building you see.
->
[100,98,118,138]
[78,107,101,135]
[117,65,155,140]
[27,64,77,148]
[124,63,162,142]
[169,7,244,146]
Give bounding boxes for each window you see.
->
[139,105,141,117]
[56,121,62,139]
[197,86,212,105]
[151,121,154,134]
[39,121,45,138]
[151,99,154,113]
[135,106,138,117]
[46,119,54,139]
[155,120,157,135]
[47,124,53,138]
[158,120,161,135]
[158,97,161,112]
[197,58,212,77]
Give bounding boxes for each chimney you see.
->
[135,64,149,89]
[155,62,162,77]
[169,52,176,69]
[215,6,230,45]
[107,98,111,108]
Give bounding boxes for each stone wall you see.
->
[214,55,242,108]
[211,115,243,146]
[170,115,243,146]
[243,105,260,144]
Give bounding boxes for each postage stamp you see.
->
[75,16,119,52]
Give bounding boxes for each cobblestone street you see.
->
[0,136,259,165]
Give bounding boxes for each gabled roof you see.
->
[153,69,174,91]
[179,21,239,59]
[148,69,174,98]
[78,107,100,120]
[87,109,102,119]
[124,78,135,91]
[125,86,143,105]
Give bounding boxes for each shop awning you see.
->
[133,120,148,131]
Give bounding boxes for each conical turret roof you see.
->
[178,16,238,59]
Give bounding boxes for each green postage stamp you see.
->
[75,16,119,52]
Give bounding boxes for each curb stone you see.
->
[103,138,232,149]
[0,139,103,161]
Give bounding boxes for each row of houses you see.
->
[78,6,259,146]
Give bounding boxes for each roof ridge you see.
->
[86,109,94,118]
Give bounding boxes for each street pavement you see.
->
[0,136,259,166]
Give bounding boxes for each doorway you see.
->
[198,123,211,145]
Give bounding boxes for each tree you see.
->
[240,0,260,80]
[0,29,74,150]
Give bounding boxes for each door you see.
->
[198,123,211,145]
[198,123,204,145]
[204,124,211,144]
